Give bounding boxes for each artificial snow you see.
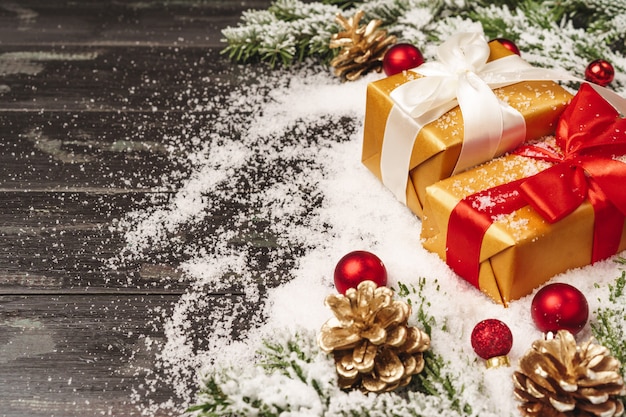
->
[113,23,626,417]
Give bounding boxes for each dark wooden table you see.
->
[0,2,274,415]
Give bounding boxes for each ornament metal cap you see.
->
[485,355,510,369]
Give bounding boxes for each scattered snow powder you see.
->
[110,38,626,417]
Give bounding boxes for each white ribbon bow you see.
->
[380,32,577,204]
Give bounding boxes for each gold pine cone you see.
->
[513,330,626,417]
[318,280,430,393]
[329,10,397,81]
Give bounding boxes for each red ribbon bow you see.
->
[447,83,626,288]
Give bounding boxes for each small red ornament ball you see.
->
[471,319,513,360]
[585,59,615,87]
[531,283,589,334]
[333,250,387,294]
[493,38,520,56]
[382,43,425,76]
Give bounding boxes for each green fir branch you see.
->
[190,279,475,417]
[322,0,360,9]
[221,0,626,88]
[187,377,231,416]
[221,0,340,67]
[592,270,626,366]
[359,0,412,26]
[396,277,442,337]
[191,329,334,417]
[407,350,472,415]
[591,268,626,406]
[396,278,470,414]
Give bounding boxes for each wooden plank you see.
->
[0,45,283,291]
[0,110,208,190]
[0,1,272,47]
[0,293,245,417]
[0,3,276,415]
[0,46,245,112]
[0,190,194,292]
[0,46,246,190]
[0,188,283,293]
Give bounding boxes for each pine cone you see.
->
[318,280,430,393]
[513,330,626,417]
[329,10,396,81]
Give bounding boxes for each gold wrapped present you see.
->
[420,83,626,305]
[362,32,573,218]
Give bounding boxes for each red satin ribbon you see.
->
[446,179,527,287]
[446,83,626,288]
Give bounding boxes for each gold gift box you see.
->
[361,41,573,218]
[420,150,626,305]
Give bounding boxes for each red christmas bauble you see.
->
[493,38,520,56]
[531,283,589,334]
[471,319,513,360]
[333,250,387,294]
[382,43,425,76]
[585,59,615,86]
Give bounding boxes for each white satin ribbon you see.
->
[380,32,578,204]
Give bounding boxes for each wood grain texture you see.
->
[0,293,246,417]
[0,46,247,112]
[0,111,193,190]
[0,1,272,47]
[0,1,274,415]
[0,190,189,293]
